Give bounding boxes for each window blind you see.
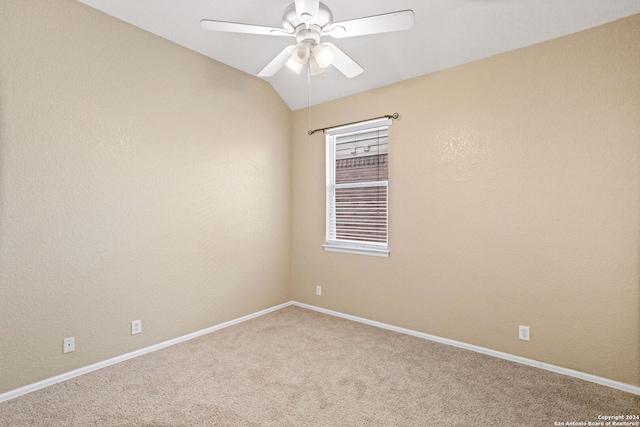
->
[326,124,389,252]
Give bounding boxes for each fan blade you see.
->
[257,45,296,77]
[323,43,363,78]
[323,10,414,38]
[294,0,320,24]
[201,20,293,37]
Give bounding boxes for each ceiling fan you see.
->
[201,0,414,78]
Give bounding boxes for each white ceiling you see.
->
[77,0,640,111]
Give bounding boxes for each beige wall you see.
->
[1,0,638,396]
[0,0,291,393]
[292,15,640,386]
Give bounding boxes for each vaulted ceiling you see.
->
[77,0,640,110]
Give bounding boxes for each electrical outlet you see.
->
[131,319,142,335]
[63,337,75,353]
[519,325,530,341]
[316,286,322,296]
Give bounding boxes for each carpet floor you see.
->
[0,305,638,426]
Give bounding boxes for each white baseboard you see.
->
[2,299,638,404]
[292,301,640,396]
[0,302,293,404]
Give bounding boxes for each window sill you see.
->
[322,243,390,257]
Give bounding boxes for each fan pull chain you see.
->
[307,64,311,132]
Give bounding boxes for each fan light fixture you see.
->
[286,40,334,75]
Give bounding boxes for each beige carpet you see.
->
[1,305,638,426]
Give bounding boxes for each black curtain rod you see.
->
[308,113,400,136]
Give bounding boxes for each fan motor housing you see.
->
[282,2,333,32]
[295,25,322,43]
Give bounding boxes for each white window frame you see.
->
[322,118,391,257]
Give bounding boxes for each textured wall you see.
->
[1,0,638,397]
[0,0,291,393]
[291,15,640,386]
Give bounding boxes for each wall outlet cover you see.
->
[63,337,75,353]
[132,319,142,335]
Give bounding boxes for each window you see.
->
[323,118,391,257]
